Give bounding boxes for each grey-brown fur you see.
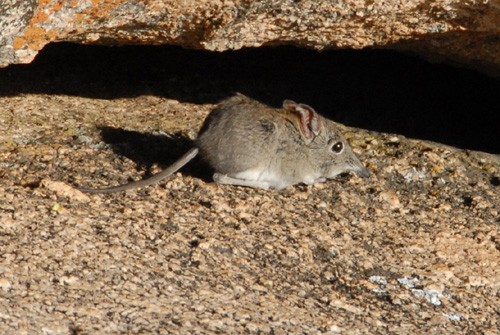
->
[78,93,368,193]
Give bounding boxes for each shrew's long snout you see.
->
[355,164,370,178]
[349,156,370,178]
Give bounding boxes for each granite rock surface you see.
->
[0,0,499,75]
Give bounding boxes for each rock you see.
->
[378,190,401,209]
[40,179,91,202]
[1,0,499,74]
[0,278,12,291]
[0,92,498,334]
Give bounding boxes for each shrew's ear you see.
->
[283,100,322,142]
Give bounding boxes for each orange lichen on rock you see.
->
[12,37,26,50]
[20,26,48,50]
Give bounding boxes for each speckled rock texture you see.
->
[1,0,499,74]
[0,45,498,334]
[1,95,499,335]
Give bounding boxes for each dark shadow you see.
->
[0,43,498,153]
[97,127,212,182]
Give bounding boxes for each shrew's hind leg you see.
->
[213,173,270,190]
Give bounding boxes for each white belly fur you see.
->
[234,168,290,189]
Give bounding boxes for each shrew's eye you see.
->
[331,142,343,153]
